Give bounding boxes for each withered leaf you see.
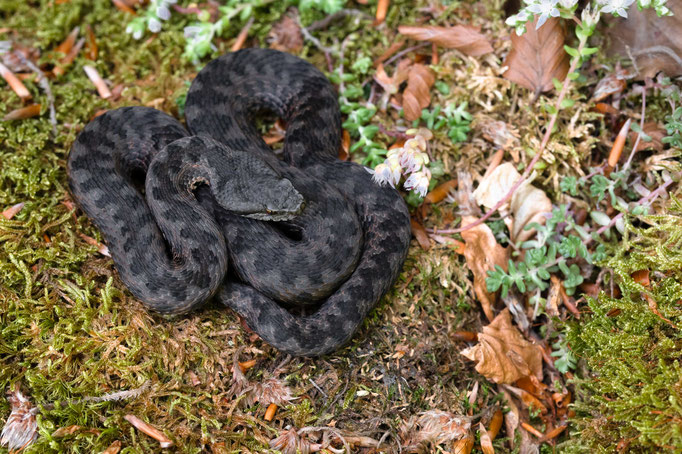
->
[461,309,543,384]
[591,67,628,102]
[478,423,494,454]
[402,63,435,121]
[460,215,509,322]
[373,59,411,95]
[604,0,682,78]
[398,25,493,56]
[502,17,569,95]
[268,14,303,53]
[629,122,666,152]
[410,218,431,250]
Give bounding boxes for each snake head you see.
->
[207,144,305,222]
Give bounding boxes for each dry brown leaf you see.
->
[629,122,667,152]
[410,218,431,250]
[452,435,474,454]
[461,309,543,384]
[424,178,457,204]
[2,202,25,220]
[460,215,509,322]
[402,63,435,121]
[591,67,628,102]
[502,17,569,94]
[0,389,38,451]
[488,409,503,441]
[476,115,520,150]
[479,422,494,454]
[374,59,411,96]
[501,388,520,449]
[52,425,83,438]
[101,440,122,454]
[604,0,682,78]
[398,25,493,56]
[85,25,98,60]
[473,162,552,245]
[268,14,303,53]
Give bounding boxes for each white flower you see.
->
[599,0,635,17]
[404,169,431,197]
[156,4,171,20]
[148,17,162,33]
[581,4,601,27]
[398,147,429,173]
[184,25,202,38]
[527,0,560,28]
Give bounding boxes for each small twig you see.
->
[623,81,648,171]
[230,16,254,52]
[299,17,338,55]
[383,43,430,67]
[306,9,371,32]
[14,54,57,135]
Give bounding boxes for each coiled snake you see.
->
[68,48,411,356]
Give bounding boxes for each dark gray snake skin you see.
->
[68,48,411,356]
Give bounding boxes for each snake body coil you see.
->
[68,48,411,356]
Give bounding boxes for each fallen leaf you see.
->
[502,17,569,95]
[124,415,173,448]
[461,309,543,384]
[488,408,503,441]
[591,67,629,102]
[501,388,520,449]
[85,24,98,60]
[424,178,457,204]
[460,215,509,321]
[473,162,552,244]
[402,63,435,121]
[411,218,431,250]
[268,14,303,53]
[101,440,122,454]
[504,384,548,414]
[631,269,650,287]
[398,25,493,56]
[54,26,79,55]
[452,435,474,454]
[475,115,520,150]
[604,0,682,78]
[629,122,666,152]
[373,59,411,95]
[479,422,494,454]
[521,421,544,438]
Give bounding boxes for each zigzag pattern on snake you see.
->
[68,48,411,356]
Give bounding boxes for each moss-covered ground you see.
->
[1,0,681,452]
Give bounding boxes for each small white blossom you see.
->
[184,25,202,38]
[581,4,601,27]
[558,0,578,8]
[599,0,635,17]
[398,147,429,173]
[404,169,431,197]
[156,5,171,21]
[148,17,162,33]
[527,0,560,28]
[369,163,393,187]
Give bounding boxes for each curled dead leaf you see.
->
[461,309,543,384]
[268,13,303,53]
[402,63,435,121]
[410,218,431,250]
[473,162,552,244]
[398,24,493,56]
[460,215,509,321]
[502,17,569,95]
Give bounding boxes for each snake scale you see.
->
[68,48,411,356]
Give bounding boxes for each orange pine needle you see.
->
[55,26,79,55]
[80,233,111,257]
[53,38,85,76]
[238,359,257,373]
[3,104,41,121]
[264,403,278,421]
[124,415,173,448]
[374,0,389,25]
[231,17,254,52]
[544,424,567,440]
[85,25,98,60]
[431,42,438,65]
[83,65,112,99]
[112,0,136,14]
[521,422,544,438]
[608,118,630,168]
[2,202,25,220]
[424,179,457,204]
[0,62,32,100]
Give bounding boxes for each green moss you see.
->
[562,197,682,452]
